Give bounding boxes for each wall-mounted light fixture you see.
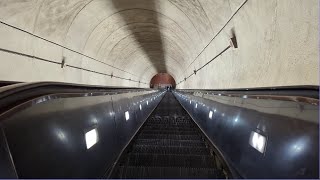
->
[125,111,130,121]
[249,131,267,153]
[85,128,98,149]
[209,111,213,119]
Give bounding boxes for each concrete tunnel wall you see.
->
[0,0,318,89]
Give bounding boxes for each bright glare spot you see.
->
[209,111,213,119]
[57,131,66,141]
[243,95,248,98]
[139,104,142,110]
[214,109,216,112]
[218,94,221,96]
[222,113,225,117]
[125,111,130,121]
[249,131,267,153]
[234,118,238,122]
[190,100,191,104]
[290,138,307,155]
[147,101,149,105]
[293,145,302,152]
[85,128,98,149]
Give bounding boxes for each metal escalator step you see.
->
[134,139,206,147]
[122,153,215,168]
[131,145,210,155]
[137,133,203,140]
[144,123,195,128]
[145,122,193,126]
[146,119,192,124]
[140,129,198,135]
[143,125,196,131]
[113,166,222,178]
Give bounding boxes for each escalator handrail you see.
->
[0,81,153,115]
[178,85,319,99]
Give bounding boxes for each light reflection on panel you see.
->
[125,111,130,121]
[85,128,98,149]
[209,111,213,119]
[56,129,66,141]
[249,131,267,153]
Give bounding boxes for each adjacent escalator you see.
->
[109,92,227,179]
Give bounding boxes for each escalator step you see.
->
[118,153,215,168]
[113,166,222,178]
[134,139,207,147]
[138,134,203,140]
[144,123,195,128]
[140,129,198,135]
[143,126,196,131]
[131,145,210,155]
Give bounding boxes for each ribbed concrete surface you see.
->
[0,0,318,88]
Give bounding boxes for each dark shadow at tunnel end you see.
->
[111,0,168,74]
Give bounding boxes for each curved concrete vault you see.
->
[0,0,318,88]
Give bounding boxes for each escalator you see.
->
[0,83,317,178]
[109,92,227,179]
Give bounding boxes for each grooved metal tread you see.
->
[112,166,222,179]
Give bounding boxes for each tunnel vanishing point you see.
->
[0,0,318,179]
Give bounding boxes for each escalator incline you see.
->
[110,92,226,178]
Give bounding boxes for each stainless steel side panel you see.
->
[0,91,164,178]
[174,91,319,178]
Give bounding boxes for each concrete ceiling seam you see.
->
[93,24,194,63]
[141,64,182,81]
[114,48,182,70]
[85,23,192,62]
[168,0,215,44]
[197,0,214,35]
[61,0,95,45]
[78,8,196,52]
[167,0,208,45]
[125,51,185,74]
[101,31,165,64]
[125,54,185,78]
[138,61,183,76]
[79,8,196,74]
[31,0,46,33]
[119,43,186,70]
[82,18,194,56]
[60,2,207,81]
[124,53,185,77]
[110,37,187,68]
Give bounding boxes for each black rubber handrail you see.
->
[177,85,319,99]
[0,81,153,115]
[0,81,21,88]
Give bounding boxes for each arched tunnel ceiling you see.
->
[0,0,318,88]
[0,0,239,82]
